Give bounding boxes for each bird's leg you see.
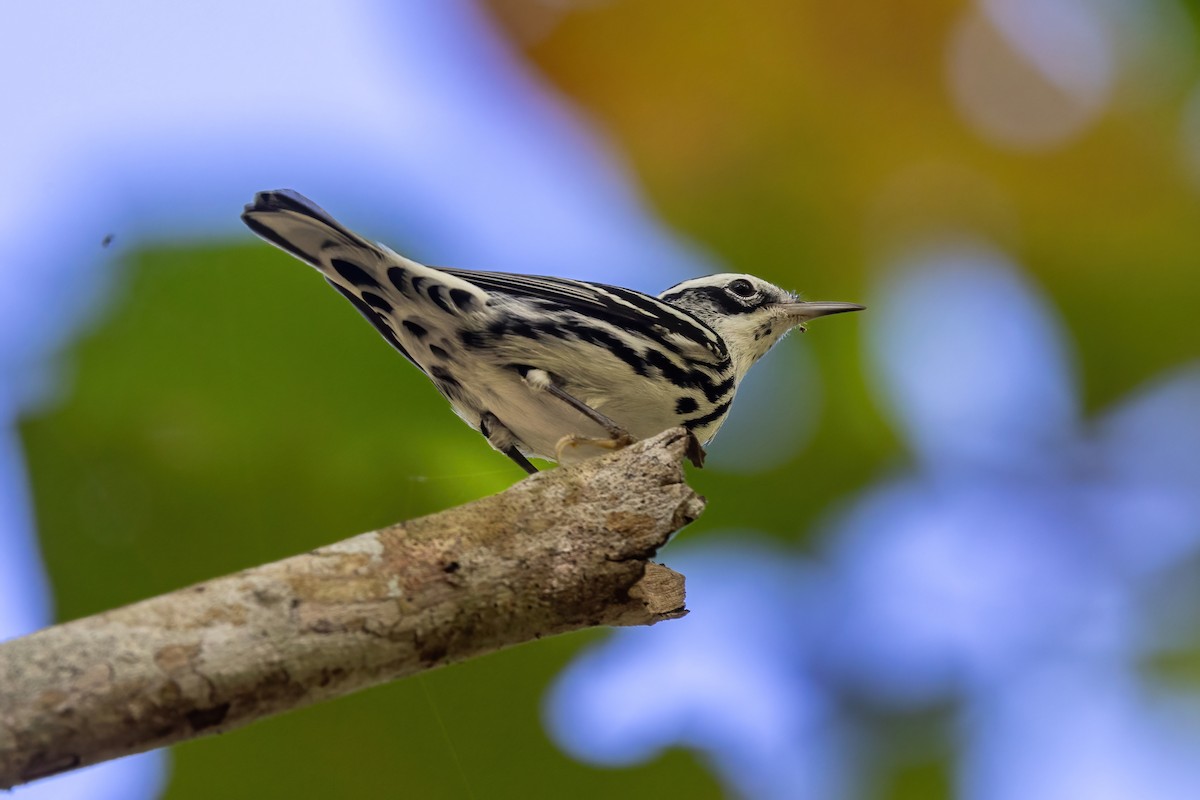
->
[544,385,634,447]
[479,411,538,475]
[683,431,706,469]
[516,368,636,460]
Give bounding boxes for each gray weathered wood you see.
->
[0,428,702,789]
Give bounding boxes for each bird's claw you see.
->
[555,432,636,462]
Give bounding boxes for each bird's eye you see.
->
[727,278,756,298]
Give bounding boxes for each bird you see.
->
[242,189,863,473]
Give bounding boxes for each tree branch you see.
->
[0,428,703,789]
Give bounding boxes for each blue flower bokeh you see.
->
[548,541,854,800]
[547,239,1200,799]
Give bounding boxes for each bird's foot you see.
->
[555,432,636,463]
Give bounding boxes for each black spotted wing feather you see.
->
[439,268,727,363]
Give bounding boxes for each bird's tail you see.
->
[241,190,488,372]
[241,189,486,314]
[241,189,379,268]
[241,189,434,368]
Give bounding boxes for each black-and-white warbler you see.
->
[242,190,862,473]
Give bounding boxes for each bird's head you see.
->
[659,273,863,380]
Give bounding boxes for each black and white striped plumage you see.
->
[242,190,862,473]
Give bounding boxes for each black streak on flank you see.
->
[361,292,393,313]
[429,345,449,360]
[709,375,735,401]
[331,258,381,289]
[675,396,699,415]
[410,276,427,295]
[644,349,732,402]
[683,399,732,431]
[449,289,475,311]
[402,320,428,338]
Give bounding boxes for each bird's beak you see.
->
[781,301,866,322]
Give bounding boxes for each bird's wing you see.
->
[242,190,726,370]
[439,268,727,360]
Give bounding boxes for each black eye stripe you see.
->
[696,286,755,314]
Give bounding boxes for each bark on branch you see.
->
[0,428,703,789]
